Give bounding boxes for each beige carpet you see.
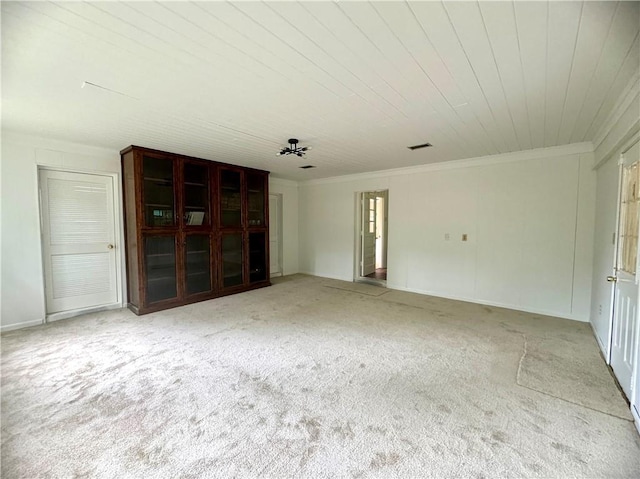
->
[2,274,639,478]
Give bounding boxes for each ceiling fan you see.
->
[277,138,311,157]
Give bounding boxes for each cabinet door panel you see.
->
[144,235,178,303]
[183,162,210,227]
[143,156,175,227]
[220,169,242,228]
[249,232,268,283]
[221,233,244,288]
[247,173,266,227]
[185,234,212,295]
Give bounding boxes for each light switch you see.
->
[462,234,468,241]
[445,233,450,240]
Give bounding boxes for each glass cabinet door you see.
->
[144,235,177,303]
[247,173,265,227]
[183,162,210,227]
[143,156,175,227]
[221,233,244,288]
[220,169,242,228]
[185,234,211,295]
[248,232,267,283]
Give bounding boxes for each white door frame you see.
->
[38,166,126,321]
[269,193,283,277]
[354,189,388,283]
[607,136,640,410]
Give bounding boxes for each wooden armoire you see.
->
[121,146,270,315]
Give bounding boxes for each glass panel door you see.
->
[221,233,244,288]
[185,234,211,295]
[183,162,209,227]
[220,169,242,228]
[144,235,177,303]
[143,156,175,227]
[247,173,265,227]
[249,232,267,283]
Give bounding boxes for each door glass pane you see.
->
[186,235,211,295]
[249,232,267,283]
[222,234,243,288]
[184,163,209,226]
[620,162,639,274]
[144,236,177,303]
[220,170,242,228]
[143,156,175,227]
[247,173,265,226]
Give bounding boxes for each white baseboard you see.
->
[298,271,354,282]
[299,271,587,321]
[1,319,44,333]
[387,283,587,322]
[46,303,123,323]
[590,321,610,363]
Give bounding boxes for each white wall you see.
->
[268,177,299,276]
[1,132,123,331]
[299,144,596,321]
[590,75,640,357]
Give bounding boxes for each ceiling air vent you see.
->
[299,165,316,169]
[407,142,433,150]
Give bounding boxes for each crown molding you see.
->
[593,73,640,151]
[269,176,298,187]
[299,142,593,187]
[2,129,118,158]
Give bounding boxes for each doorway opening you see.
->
[357,190,388,285]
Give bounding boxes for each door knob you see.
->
[107,244,115,250]
[607,276,617,282]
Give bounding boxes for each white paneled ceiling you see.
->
[2,1,638,180]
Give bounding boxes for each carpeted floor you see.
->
[2,274,639,478]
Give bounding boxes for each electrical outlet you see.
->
[462,234,468,241]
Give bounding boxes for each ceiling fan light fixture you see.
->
[277,138,311,157]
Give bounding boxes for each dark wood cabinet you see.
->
[121,146,270,315]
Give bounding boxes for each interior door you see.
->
[40,170,118,314]
[610,140,640,400]
[269,194,282,276]
[361,192,377,277]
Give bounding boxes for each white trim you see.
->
[387,284,588,322]
[37,166,126,315]
[594,120,640,171]
[269,176,298,187]
[298,271,354,283]
[3,130,118,158]
[300,272,587,322]
[300,142,593,186]
[590,320,609,360]
[593,73,640,151]
[1,319,44,333]
[621,135,640,157]
[46,303,123,323]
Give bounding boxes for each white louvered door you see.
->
[40,170,118,314]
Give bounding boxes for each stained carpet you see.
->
[2,274,639,478]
